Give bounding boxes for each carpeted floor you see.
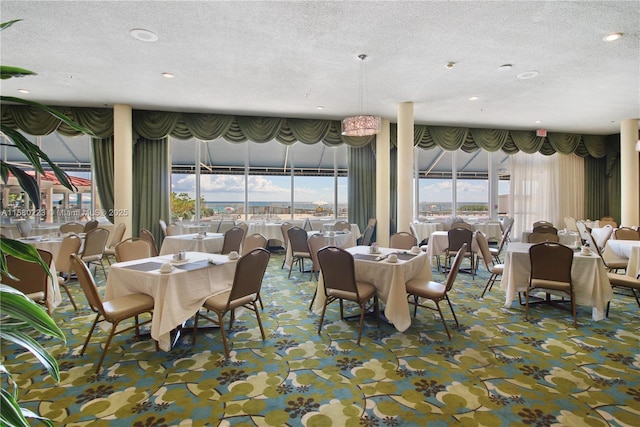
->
[2,250,639,426]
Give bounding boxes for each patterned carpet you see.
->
[2,250,639,426]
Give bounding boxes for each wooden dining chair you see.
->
[316,246,379,345]
[191,248,270,358]
[71,254,155,373]
[525,242,576,327]
[406,243,467,340]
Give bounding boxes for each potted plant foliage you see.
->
[1,19,93,426]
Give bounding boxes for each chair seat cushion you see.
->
[405,279,446,299]
[328,281,376,303]
[492,264,504,274]
[530,278,571,292]
[26,291,45,302]
[203,290,256,311]
[607,260,629,269]
[103,293,154,321]
[489,248,499,254]
[82,255,103,262]
[293,251,311,258]
[607,273,640,289]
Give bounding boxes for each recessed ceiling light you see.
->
[603,32,623,42]
[316,106,324,110]
[535,120,542,124]
[469,96,479,101]
[517,70,539,80]
[130,28,159,42]
[162,72,175,78]
[17,89,30,94]
[445,62,456,69]
[498,64,512,71]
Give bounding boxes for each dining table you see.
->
[247,222,288,242]
[473,222,503,242]
[159,233,225,255]
[500,242,612,321]
[312,246,432,332]
[411,222,443,242]
[105,251,237,351]
[320,222,362,239]
[284,230,356,269]
[425,230,481,262]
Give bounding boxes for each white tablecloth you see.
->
[105,251,237,351]
[412,222,443,242]
[159,233,224,255]
[248,222,288,242]
[312,246,432,332]
[285,231,355,269]
[320,223,362,240]
[627,246,640,279]
[500,242,612,321]
[426,231,481,259]
[474,222,503,242]
[520,230,580,246]
[604,240,640,277]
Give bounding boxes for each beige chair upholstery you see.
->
[280,222,293,268]
[490,219,513,263]
[16,220,32,238]
[614,227,639,241]
[242,233,268,255]
[532,220,554,230]
[446,227,475,277]
[235,221,249,235]
[71,254,154,373]
[334,220,351,232]
[81,227,110,278]
[104,222,127,265]
[476,232,504,298]
[191,248,270,358]
[528,231,560,243]
[406,243,467,339]
[532,225,558,235]
[83,219,99,233]
[159,219,168,237]
[451,221,475,231]
[606,273,640,317]
[307,233,328,310]
[2,249,53,314]
[217,219,236,234]
[115,238,155,262]
[221,226,246,255]
[585,230,627,273]
[563,216,578,232]
[317,246,379,345]
[55,234,83,310]
[599,216,618,228]
[358,223,376,246]
[525,242,576,327]
[60,222,84,234]
[390,232,418,250]
[287,227,312,278]
[139,228,159,256]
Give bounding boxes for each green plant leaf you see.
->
[0,238,52,280]
[0,96,94,136]
[0,19,22,31]
[0,286,64,341]
[0,65,37,80]
[1,161,41,208]
[0,329,60,382]
[1,388,30,427]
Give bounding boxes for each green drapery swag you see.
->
[2,105,618,227]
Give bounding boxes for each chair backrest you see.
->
[600,216,618,228]
[165,224,181,236]
[108,222,126,248]
[529,242,573,283]
[475,231,493,271]
[447,227,473,252]
[217,219,236,234]
[308,233,327,274]
[84,220,99,233]
[226,248,270,307]
[317,246,359,297]
[532,225,558,234]
[451,221,475,231]
[2,249,53,295]
[242,233,268,255]
[532,220,554,229]
[563,216,578,232]
[334,220,351,232]
[615,227,639,241]
[409,223,420,241]
[367,218,377,228]
[288,227,310,254]
[159,219,168,236]
[60,222,84,234]
[494,221,512,254]
[221,226,246,254]
[139,228,158,256]
[16,220,32,238]
[360,224,375,246]
[575,220,590,244]
[390,232,418,249]
[528,231,559,243]
[82,228,110,258]
[235,221,249,235]
[55,234,82,275]
[444,243,467,292]
[280,222,293,249]
[70,254,105,315]
[115,238,155,262]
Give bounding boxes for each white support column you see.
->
[45,187,54,223]
[113,104,133,238]
[397,102,414,233]
[376,119,391,247]
[620,119,639,226]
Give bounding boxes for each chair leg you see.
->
[192,312,200,345]
[434,301,451,340]
[308,286,317,311]
[525,289,530,321]
[60,282,78,310]
[81,314,102,355]
[444,294,459,326]
[252,302,266,341]
[95,324,118,374]
[288,257,296,278]
[481,273,496,298]
[218,311,230,358]
[317,300,329,335]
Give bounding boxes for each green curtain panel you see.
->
[347,144,376,234]
[133,137,170,244]
[91,137,115,223]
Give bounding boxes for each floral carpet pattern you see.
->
[2,251,640,426]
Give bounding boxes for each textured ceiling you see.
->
[1,0,639,136]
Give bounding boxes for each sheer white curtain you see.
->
[510,152,584,241]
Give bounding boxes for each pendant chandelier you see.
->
[341,54,381,137]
